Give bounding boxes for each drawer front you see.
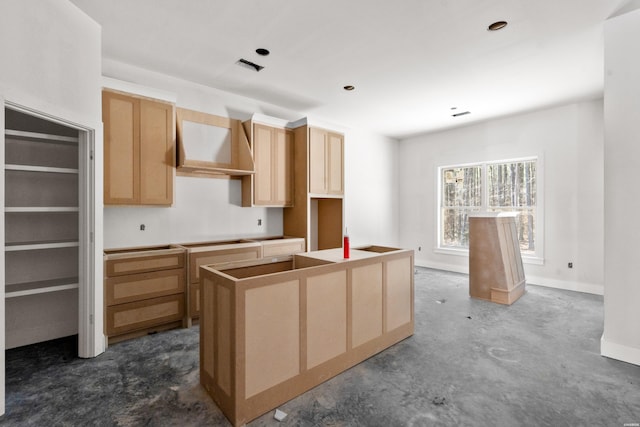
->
[106,294,185,336]
[189,282,200,319]
[188,247,261,283]
[106,268,186,306]
[106,251,185,277]
[262,239,305,258]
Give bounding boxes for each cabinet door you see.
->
[327,132,344,195]
[140,99,174,205]
[273,128,293,206]
[252,124,293,207]
[253,124,274,205]
[103,91,140,204]
[189,282,200,319]
[309,127,327,194]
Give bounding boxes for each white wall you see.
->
[0,0,104,414]
[102,59,400,249]
[344,128,400,248]
[104,177,283,247]
[602,7,640,366]
[398,99,605,295]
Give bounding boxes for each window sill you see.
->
[434,247,544,265]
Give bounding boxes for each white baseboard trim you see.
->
[601,335,640,366]
[414,260,604,295]
[415,259,468,274]
[526,275,604,296]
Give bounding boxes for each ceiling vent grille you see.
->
[452,111,471,117]
[236,58,264,72]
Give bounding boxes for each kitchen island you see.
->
[199,246,414,426]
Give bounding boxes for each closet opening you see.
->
[3,105,93,358]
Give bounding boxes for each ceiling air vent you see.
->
[452,111,471,117]
[236,58,264,72]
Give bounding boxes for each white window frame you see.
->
[435,156,544,265]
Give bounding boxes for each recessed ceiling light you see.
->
[256,48,270,56]
[488,21,508,31]
[343,85,355,91]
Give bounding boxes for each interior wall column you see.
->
[601,6,640,366]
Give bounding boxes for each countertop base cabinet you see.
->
[199,247,414,426]
[253,236,305,258]
[177,241,262,324]
[104,246,186,344]
[184,237,305,322]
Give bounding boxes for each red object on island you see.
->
[343,228,350,259]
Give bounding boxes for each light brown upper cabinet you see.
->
[102,90,175,205]
[284,124,344,251]
[176,108,254,177]
[309,127,344,195]
[242,122,293,207]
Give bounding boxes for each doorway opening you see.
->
[3,104,95,361]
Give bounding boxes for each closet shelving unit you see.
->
[4,119,81,348]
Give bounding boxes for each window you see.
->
[441,166,482,248]
[438,157,540,260]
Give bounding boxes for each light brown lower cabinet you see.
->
[199,246,414,426]
[104,245,186,343]
[188,283,200,321]
[103,237,307,343]
[248,236,305,258]
[176,241,262,323]
[178,237,305,323]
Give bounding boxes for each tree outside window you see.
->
[487,160,536,252]
[440,159,537,254]
[441,166,482,248]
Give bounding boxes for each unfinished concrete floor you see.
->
[3,267,640,426]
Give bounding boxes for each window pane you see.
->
[439,159,538,254]
[441,208,480,248]
[487,160,536,252]
[442,166,482,207]
[488,161,536,208]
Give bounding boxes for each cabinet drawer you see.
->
[106,294,185,336]
[106,268,185,306]
[261,238,305,258]
[105,248,185,277]
[188,245,261,284]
